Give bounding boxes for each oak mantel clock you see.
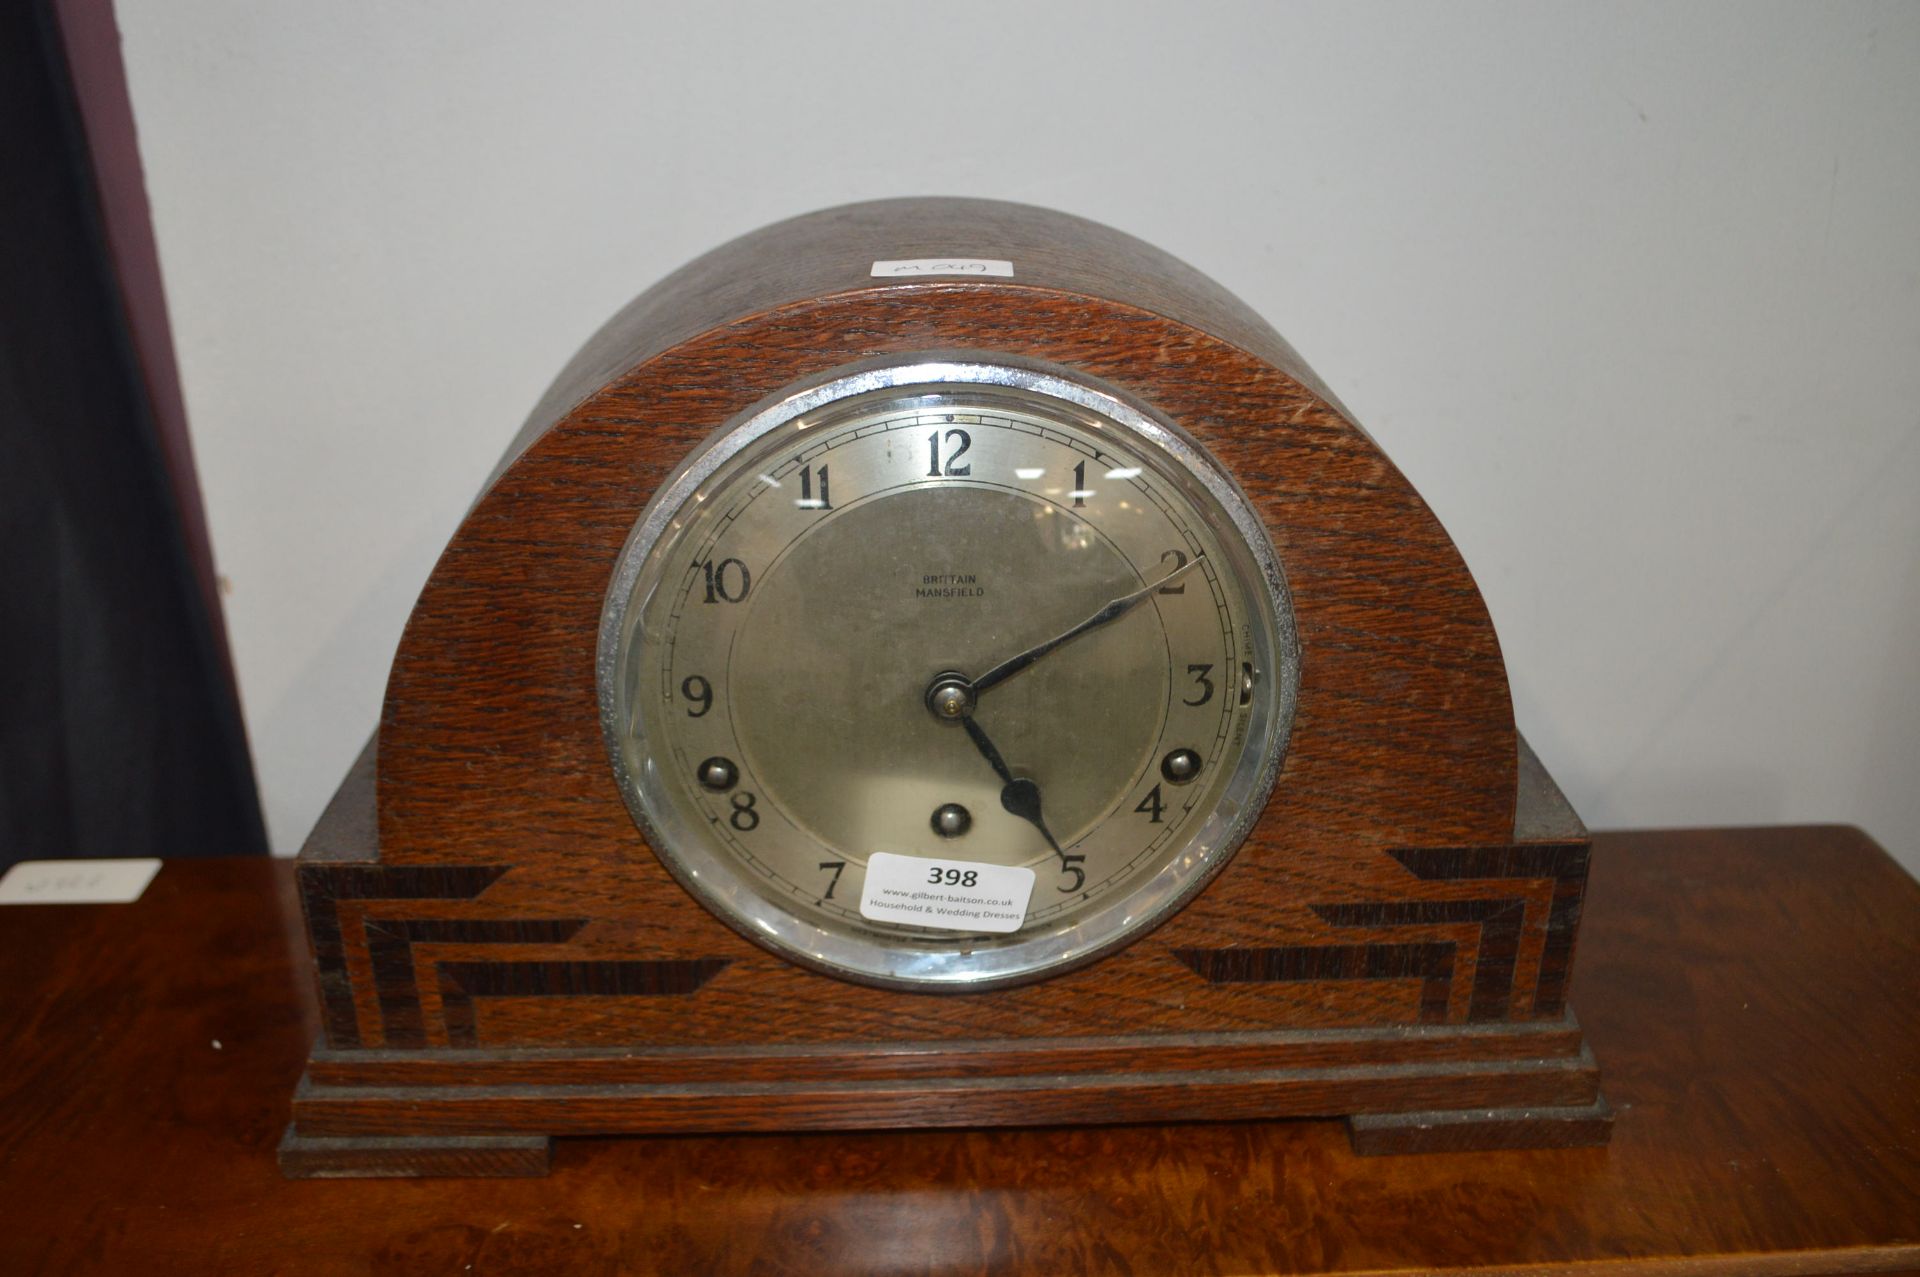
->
[280,198,1608,1178]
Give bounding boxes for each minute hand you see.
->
[969,553,1205,697]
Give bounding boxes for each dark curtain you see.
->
[0,3,267,869]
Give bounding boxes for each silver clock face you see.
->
[598,362,1299,990]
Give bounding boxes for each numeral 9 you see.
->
[681,675,713,717]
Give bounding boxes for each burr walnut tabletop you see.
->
[1,825,1915,1276]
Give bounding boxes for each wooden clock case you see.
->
[280,198,1607,1178]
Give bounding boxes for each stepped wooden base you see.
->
[280,1011,1605,1177]
[276,1129,551,1179]
[1347,1094,1614,1155]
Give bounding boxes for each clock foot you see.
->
[277,1125,551,1179]
[1345,1093,1614,1156]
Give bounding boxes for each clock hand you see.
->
[959,715,1071,868]
[998,777,1068,867]
[921,560,1206,866]
[969,553,1204,698]
[958,713,1018,787]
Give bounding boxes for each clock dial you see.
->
[599,362,1298,989]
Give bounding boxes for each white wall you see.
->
[115,1,1920,874]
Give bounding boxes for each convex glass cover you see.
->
[598,362,1299,989]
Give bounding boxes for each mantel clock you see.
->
[280,199,1608,1178]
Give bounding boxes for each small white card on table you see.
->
[0,858,162,905]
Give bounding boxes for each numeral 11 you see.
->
[796,460,831,510]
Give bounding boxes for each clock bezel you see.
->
[595,357,1301,991]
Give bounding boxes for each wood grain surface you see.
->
[1,827,1915,1274]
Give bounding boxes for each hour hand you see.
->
[997,776,1067,865]
[959,715,1017,788]
[959,717,1070,868]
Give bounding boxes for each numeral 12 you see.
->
[926,428,972,477]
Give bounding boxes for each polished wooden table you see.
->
[2,826,1916,1275]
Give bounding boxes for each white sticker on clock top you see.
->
[870,257,1014,278]
[858,852,1036,934]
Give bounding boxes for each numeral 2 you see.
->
[1159,549,1188,593]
